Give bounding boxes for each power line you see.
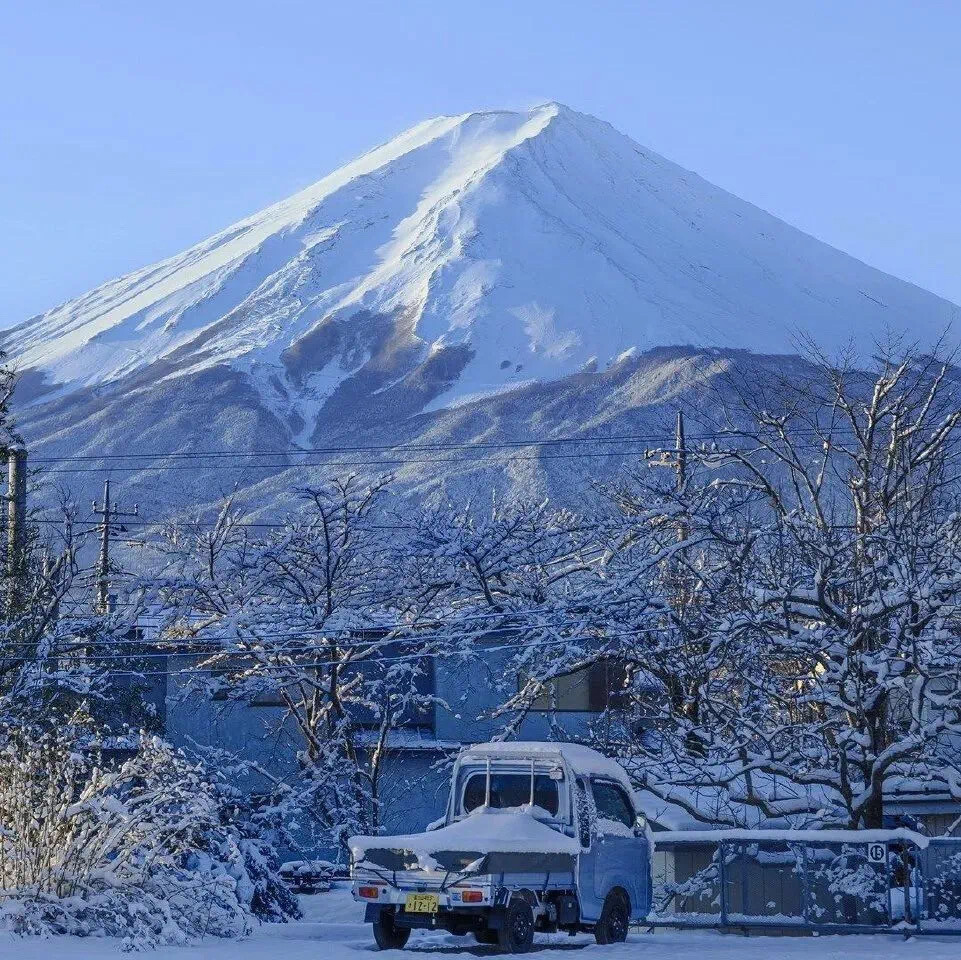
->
[28,423,867,463]
[29,517,415,530]
[35,441,858,476]
[7,628,661,664]
[27,432,684,463]
[0,601,660,649]
[14,625,670,677]
[29,425,865,474]
[37,451,664,475]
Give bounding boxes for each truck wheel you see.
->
[372,910,411,950]
[594,891,630,944]
[498,898,535,953]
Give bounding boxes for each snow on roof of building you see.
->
[352,729,462,751]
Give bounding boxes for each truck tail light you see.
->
[358,886,380,899]
[461,889,483,903]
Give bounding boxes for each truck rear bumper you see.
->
[365,902,497,929]
[353,878,495,910]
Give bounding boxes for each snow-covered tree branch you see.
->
[604,341,961,828]
[155,477,451,850]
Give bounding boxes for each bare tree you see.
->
[608,341,961,829]
[410,497,646,740]
[156,476,450,850]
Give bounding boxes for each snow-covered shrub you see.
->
[922,849,961,922]
[205,782,301,924]
[804,848,890,924]
[0,724,297,949]
[656,858,722,917]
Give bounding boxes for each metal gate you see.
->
[649,829,961,935]
[916,838,961,934]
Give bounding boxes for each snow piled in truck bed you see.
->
[350,807,580,859]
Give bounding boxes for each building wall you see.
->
[433,640,599,744]
[163,645,611,859]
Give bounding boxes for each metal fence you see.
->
[649,829,961,936]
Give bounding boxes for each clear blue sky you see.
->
[3,0,960,323]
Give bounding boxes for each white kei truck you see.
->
[350,742,652,953]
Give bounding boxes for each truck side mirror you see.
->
[579,818,592,849]
[574,778,594,849]
[634,814,648,837]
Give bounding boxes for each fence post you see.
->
[798,843,811,927]
[914,844,923,937]
[901,845,913,928]
[740,842,748,926]
[718,841,728,928]
[884,843,892,929]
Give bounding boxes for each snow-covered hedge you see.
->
[0,725,298,949]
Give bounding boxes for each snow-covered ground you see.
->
[4,887,960,959]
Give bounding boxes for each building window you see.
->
[522,660,630,713]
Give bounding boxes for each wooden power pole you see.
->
[93,479,137,614]
[646,411,691,592]
[646,410,688,492]
[6,446,27,611]
[674,409,687,492]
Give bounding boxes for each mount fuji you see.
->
[6,102,958,514]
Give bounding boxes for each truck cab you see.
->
[350,741,651,952]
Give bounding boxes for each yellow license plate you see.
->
[405,893,439,914]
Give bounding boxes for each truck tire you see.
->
[372,910,411,950]
[497,898,535,953]
[594,890,630,944]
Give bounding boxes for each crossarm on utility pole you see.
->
[92,479,138,614]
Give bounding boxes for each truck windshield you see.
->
[462,772,560,816]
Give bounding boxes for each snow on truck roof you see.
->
[459,741,632,789]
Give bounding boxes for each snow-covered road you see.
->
[3,889,960,959]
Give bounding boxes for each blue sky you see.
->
[3,0,960,323]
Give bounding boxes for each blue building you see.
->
[162,639,630,858]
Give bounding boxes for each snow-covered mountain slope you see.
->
[5,103,959,514]
[8,104,957,414]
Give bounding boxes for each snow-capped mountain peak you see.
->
[6,103,958,444]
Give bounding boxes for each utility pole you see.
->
[646,410,688,493]
[92,479,137,614]
[646,411,691,594]
[6,446,27,612]
[674,409,687,492]
[673,410,689,544]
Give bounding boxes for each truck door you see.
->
[589,778,649,920]
[574,776,605,922]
